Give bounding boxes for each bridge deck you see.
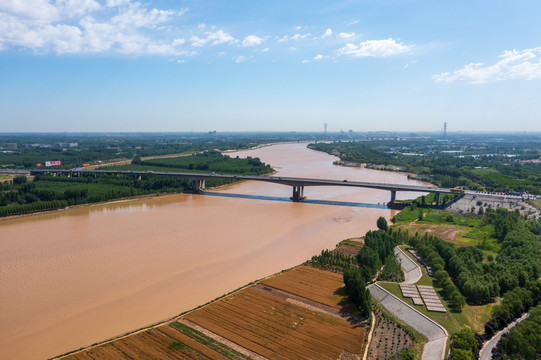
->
[28,169,459,195]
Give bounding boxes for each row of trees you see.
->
[407,217,540,305]
[308,140,541,194]
[491,303,541,360]
[0,174,192,217]
[309,249,357,273]
[1,151,276,217]
[343,266,372,318]
[137,151,273,175]
[343,220,407,318]
[485,280,541,336]
[407,233,466,310]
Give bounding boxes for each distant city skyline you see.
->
[1,1,541,132]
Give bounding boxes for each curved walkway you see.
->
[394,246,422,284]
[368,284,448,360]
[479,313,529,360]
[368,246,447,360]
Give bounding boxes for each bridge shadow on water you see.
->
[202,192,388,209]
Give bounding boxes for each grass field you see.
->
[528,199,541,210]
[337,238,364,249]
[393,208,500,259]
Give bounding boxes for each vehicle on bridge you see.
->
[450,188,465,193]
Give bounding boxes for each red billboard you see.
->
[45,161,61,167]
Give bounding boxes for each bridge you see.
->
[27,169,466,205]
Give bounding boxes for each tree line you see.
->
[491,303,541,360]
[343,217,405,318]
[407,211,540,306]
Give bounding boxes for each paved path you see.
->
[394,246,422,284]
[368,284,448,360]
[479,313,529,360]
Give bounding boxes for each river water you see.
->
[0,143,427,360]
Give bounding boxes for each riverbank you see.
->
[0,173,261,223]
[1,142,430,359]
[56,265,369,360]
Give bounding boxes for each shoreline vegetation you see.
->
[308,139,541,196]
[0,150,274,219]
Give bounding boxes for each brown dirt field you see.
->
[398,223,464,244]
[184,287,366,360]
[334,244,360,257]
[261,265,349,309]
[64,328,205,360]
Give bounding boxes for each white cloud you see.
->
[313,54,326,60]
[106,0,130,7]
[0,0,190,55]
[433,47,541,84]
[191,30,236,47]
[337,38,410,57]
[302,59,309,63]
[339,32,355,39]
[261,47,270,52]
[321,28,332,38]
[111,4,177,28]
[233,55,246,63]
[242,34,263,47]
[278,33,311,43]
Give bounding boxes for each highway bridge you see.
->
[27,168,465,204]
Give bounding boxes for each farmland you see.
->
[184,287,365,359]
[260,266,349,309]
[64,327,232,360]
[60,265,367,360]
[367,306,422,360]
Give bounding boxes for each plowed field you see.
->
[184,287,365,360]
[261,265,349,308]
[64,327,222,360]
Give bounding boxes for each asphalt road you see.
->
[479,313,529,360]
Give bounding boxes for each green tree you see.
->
[131,155,142,164]
[376,216,388,231]
[450,326,478,360]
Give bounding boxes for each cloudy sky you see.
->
[1,0,540,132]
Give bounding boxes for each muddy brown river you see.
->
[0,143,427,359]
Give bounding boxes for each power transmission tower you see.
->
[324,123,328,135]
[443,122,447,137]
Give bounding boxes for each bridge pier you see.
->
[192,179,205,193]
[390,190,396,203]
[290,185,306,202]
[435,192,440,205]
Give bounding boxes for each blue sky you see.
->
[1,0,541,132]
